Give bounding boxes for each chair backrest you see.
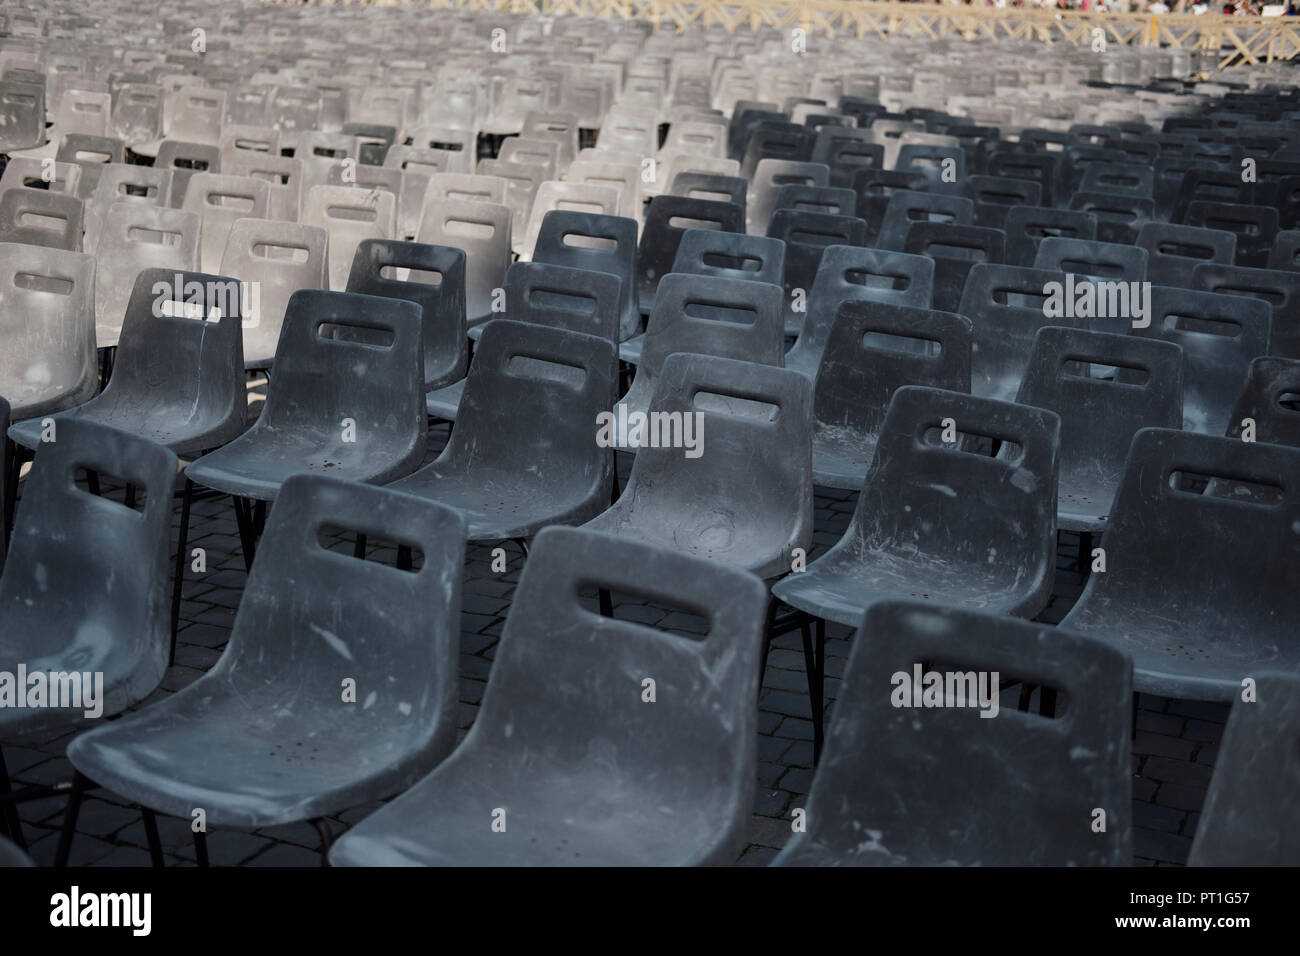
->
[219,218,330,369]
[1226,356,1300,448]
[670,228,785,290]
[168,87,225,145]
[81,163,171,254]
[302,184,397,291]
[765,210,869,323]
[902,221,1005,314]
[0,243,97,420]
[775,601,1132,866]
[345,239,467,392]
[520,181,622,260]
[473,523,767,861]
[155,140,221,206]
[1003,205,1097,268]
[748,158,828,235]
[416,197,512,324]
[223,151,304,223]
[1184,201,1278,269]
[1193,262,1300,361]
[0,188,83,250]
[1032,237,1148,286]
[500,261,621,344]
[95,203,202,348]
[669,171,747,212]
[850,385,1059,597]
[0,419,178,716]
[875,191,974,251]
[0,157,81,198]
[0,79,46,151]
[1137,222,1237,289]
[1188,671,1300,866]
[531,210,639,340]
[637,195,745,298]
[182,172,272,274]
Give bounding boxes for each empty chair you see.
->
[614,275,784,446]
[224,151,305,223]
[773,385,1059,629]
[218,218,328,370]
[185,291,425,526]
[1016,327,1183,533]
[965,174,1042,230]
[1226,356,1300,448]
[773,602,1132,866]
[81,164,170,254]
[770,184,857,221]
[1003,206,1097,268]
[1269,229,1300,273]
[1138,222,1237,289]
[903,222,1005,314]
[669,171,747,211]
[766,210,869,337]
[346,240,466,393]
[1193,262,1300,361]
[1188,672,1300,866]
[584,353,812,579]
[155,140,220,206]
[182,173,272,274]
[874,192,974,252]
[1032,237,1148,284]
[0,244,97,422]
[1183,201,1278,270]
[0,420,177,738]
[1134,287,1271,436]
[94,204,201,349]
[811,303,972,491]
[329,524,767,866]
[64,474,466,858]
[636,195,744,314]
[0,79,46,151]
[0,189,83,250]
[1058,429,1300,702]
[1068,191,1154,246]
[531,210,640,341]
[959,263,1076,402]
[8,268,245,456]
[786,246,935,380]
[417,198,513,325]
[518,181,621,260]
[0,157,81,198]
[303,185,397,291]
[748,159,829,236]
[391,321,616,540]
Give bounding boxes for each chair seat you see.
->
[425,379,465,421]
[617,333,645,365]
[8,402,240,458]
[811,429,877,491]
[1057,477,1116,533]
[772,545,1046,627]
[583,507,795,579]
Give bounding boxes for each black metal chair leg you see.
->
[800,619,825,763]
[0,745,25,848]
[54,772,90,867]
[310,817,333,867]
[194,828,209,867]
[169,478,194,665]
[760,599,779,690]
[232,496,257,572]
[141,807,165,867]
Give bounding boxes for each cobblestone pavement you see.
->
[1,384,1223,866]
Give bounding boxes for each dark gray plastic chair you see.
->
[1193,262,1300,361]
[766,209,869,336]
[186,290,426,567]
[966,174,1042,229]
[329,524,767,866]
[1226,356,1300,448]
[0,188,83,250]
[1134,286,1271,436]
[532,210,640,341]
[584,353,812,580]
[670,171,747,211]
[1267,229,1300,273]
[903,222,1005,314]
[155,140,221,206]
[345,240,467,393]
[1069,192,1154,246]
[770,183,857,221]
[1059,429,1300,702]
[391,321,616,542]
[983,153,1057,207]
[64,474,466,860]
[1003,206,1097,268]
[0,80,45,152]
[615,275,785,446]
[1078,162,1154,199]
[786,246,935,381]
[773,601,1132,866]
[1188,672,1300,866]
[8,268,245,456]
[958,263,1075,402]
[773,385,1059,627]
[874,192,974,252]
[1032,237,1148,284]
[1184,201,1277,270]
[0,420,177,738]
[1016,327,1183,533]
[812,303,972,490]
[1138,222,1237,289]
[636,195,743,314]
[0,244,97,423]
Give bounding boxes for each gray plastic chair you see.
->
[966,174,1042,229]
[614,275,785,447]
[1188,672,1300,866]
[218,218,329,370]
[155,140,220,206]
[417,198,513,325]
[81,163,171,255]
[182,173,272,274]
[8,268,245,457]
[1059,429,1300,702]
[391,321,616,541]
[0,244,97,422]
[64,473,466,855]
[532,210,640,342]
[1226,356,1300,448]
[223,151,304,224]
[1193,263,1300,361]
[767,211,871,338]
[185,290,425,506]
[345,240,467,393]
[1003,206,1097,268]
[636,195,744,314]
[1269,229,1300,273]
[1134,286,1271,436]
[1184,201,1277,270]
[812,303,972,490]
[584,353,812,580]
[958,263,1075,402]
[773,601,1132,866]
[1016,327,1183,533]
[329,524,767,866]
[303,184,397,291]
[0,188,83,250]
[0,80,45,151]
[874,191,974,252]
[1069,191,1154,246]
[1032,237,1148,284]
[786,246,935,380]
[0,420,177,738]
[1138,222,1237,289]
[772,385,1059,627]
[902,222,1005,314]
